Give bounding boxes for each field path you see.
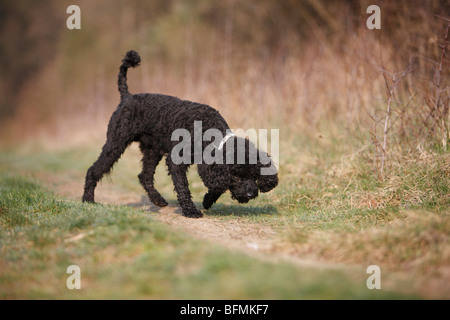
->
[38,172,450,298]
[49,175,338,270]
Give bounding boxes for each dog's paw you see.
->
[183,208,203,219]
[154,199,169,207]
[202,196,214,210]
[150,195,168,207]
[82,195,95,203]
[203,200,212,210]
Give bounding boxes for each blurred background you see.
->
[0,0,448,154]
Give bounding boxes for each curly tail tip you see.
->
[122,50,141,68]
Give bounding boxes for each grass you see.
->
[0,133,448,299]
[0,172,408,299]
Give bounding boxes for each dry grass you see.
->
[349,151,449,210]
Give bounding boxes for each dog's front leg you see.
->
[202,190,224,209]
[167,161,203,218]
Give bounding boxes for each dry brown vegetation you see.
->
[1,1,448,157]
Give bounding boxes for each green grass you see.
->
[0,135,448,299]
[0,173,408,299]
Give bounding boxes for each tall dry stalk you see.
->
[419,17,450,150]
[371,62,414,180]
[432,17,449,150]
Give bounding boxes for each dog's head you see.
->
[224,137,278,203]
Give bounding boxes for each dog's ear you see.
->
[258,169,278,192]
[257,154,278,192]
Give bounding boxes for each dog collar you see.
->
[217,132,236,150]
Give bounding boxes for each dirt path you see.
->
[156,205,276,252]
[50,176,339,270]
[41,174,450,298]
[153,205,350,270]
[56,178,277,250]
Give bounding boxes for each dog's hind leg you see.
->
[82,138,131,203]
[138,146,168,207]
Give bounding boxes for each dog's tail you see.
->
[118,50,141,100]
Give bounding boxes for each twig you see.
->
[379,62,414,179]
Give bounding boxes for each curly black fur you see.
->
[82,50,278,218]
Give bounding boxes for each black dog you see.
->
[82,50,278,218]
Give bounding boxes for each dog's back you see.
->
[116,50,230,141]
[116,93,229,148]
